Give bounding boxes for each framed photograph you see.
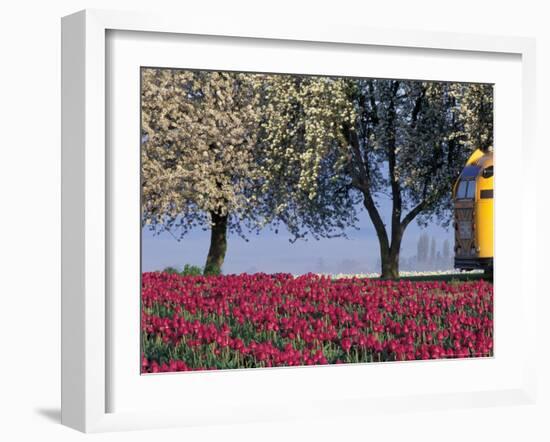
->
[61,9,537,433]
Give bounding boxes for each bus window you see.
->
[456,180,475,200]
[456,181,468,199]
[466,180,476,199]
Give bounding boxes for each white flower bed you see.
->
[318,269,484,279]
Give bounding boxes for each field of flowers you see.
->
[141,272,493,373]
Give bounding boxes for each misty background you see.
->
[142,196,455,275]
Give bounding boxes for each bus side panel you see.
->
[475,173,494,259]
[476,198,493,258]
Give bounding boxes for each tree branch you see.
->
[342,123,369,190]
[343,117,390,253]
[401,199,428,230]
[362,189,390,253]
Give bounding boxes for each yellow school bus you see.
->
[453,149,494,271]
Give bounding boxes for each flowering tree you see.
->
[255,74,358,241]
[338,79,493,278]
[460,83,494,152]
[141,70,358,273]
[257,76,493,278]
[141,69,264,274]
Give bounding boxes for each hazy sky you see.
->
[142,196,453,274]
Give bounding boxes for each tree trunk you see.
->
[380,249,400,280]
[380,233,402,279]
[204,211,228,275]
[381,81,402,280]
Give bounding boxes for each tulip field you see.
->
[141,272,493,373]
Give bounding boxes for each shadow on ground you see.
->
[35,407,61,423]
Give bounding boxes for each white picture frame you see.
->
[61,9,537,433]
